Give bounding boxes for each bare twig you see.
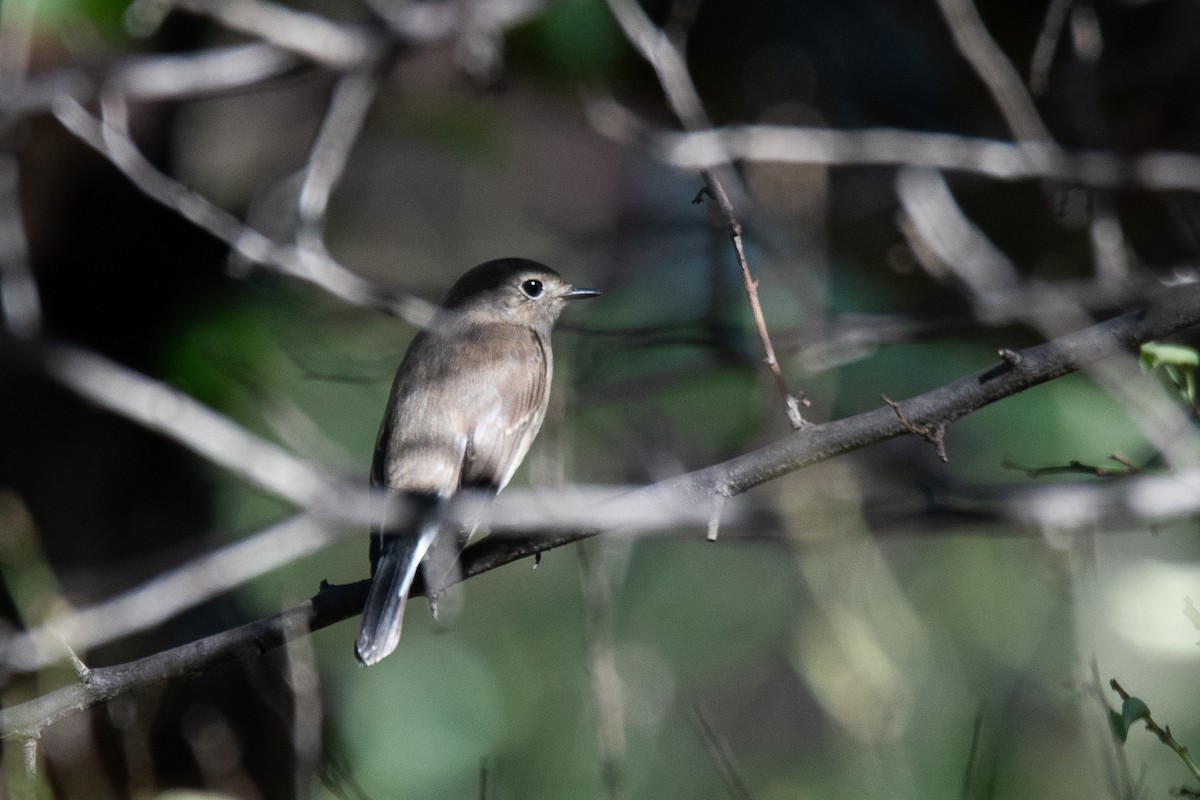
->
[578,544,630,800]
[24,338,374,516]
[108,42,303,102]
[639,123,1200,193]
[296,67,381,246]
[690,704,755,800]
[603,0,806,428]
[0,0,41,338]
[1002,456,1140,478]
[1029,0,1075,96]
[284,605,322,800]
[933,0,1053,143]
[882,394,948,462]
[364,0,544,45]
[896,167,1200,473]
[51,96,434,325]
[164,0,382,69]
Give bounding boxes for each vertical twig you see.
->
[604,0,807,428]
[0,0,42,338]
[297,67,382,248]
[933,0,1053,143]
[284,609,323,800]
[578,544,630,800]
[689,703,755,800]
[1029,0,1075,96]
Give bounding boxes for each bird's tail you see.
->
[355,498,441,666]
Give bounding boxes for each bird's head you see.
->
[442,258,599,330]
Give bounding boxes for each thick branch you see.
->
[3,284,1200,738]
[670,282,1200,496]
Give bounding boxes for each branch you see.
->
[1,336,381,522]
[2,484,751,672]
[647,124,1200,193]
[603,0,807,428]
[4,284,1200,738]
[50,96,434,325]
[933,0,1053,143]
[668,281,1200,497]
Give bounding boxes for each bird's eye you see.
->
[521,279,544,298]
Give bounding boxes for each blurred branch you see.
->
[0,0,42,338]
[163,0,383,69]
[110,42,304,103]
[668,281,1200,498]
[296,68,381,246]
[0,514,337,673]
[1,482,758,673]
[933,0,1053,142]
[578,544,631,800]
[5,285,1200,738]
[603,0,807,429]
[896,167,1200,472]
[13,337,378,518]
[1029,0,1074,96]
[630,121,1200,192]
[51,96,435,324]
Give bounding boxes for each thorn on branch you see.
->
[692,186,713,205]
[23,736,37,775]
[998,348,1023,367]
[882,394,947,462]
[706,494,727,542]
[785,395,809,429]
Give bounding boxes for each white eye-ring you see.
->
[521,279,544,298]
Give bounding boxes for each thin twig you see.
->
[0,0,41,338]
[630,122,1200,194]
[603,0,806,428]
[882,394,948,462]
[297,67,382,245]
[933,0,1053,143]
[1110,679,1200,785]
[1029,0,1074,96]
[896,167,1200,474]
[690,703,755,800]
[51,96,433,325]
[24,337,373,517]
[578,544,630,800]
[165,0,382,69]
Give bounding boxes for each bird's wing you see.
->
[460,326,551,491]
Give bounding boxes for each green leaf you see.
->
[1121,696,1152,734]
[1110,707,1129,743]
[1140,342,1200,370]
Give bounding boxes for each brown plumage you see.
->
[355,258,598,665]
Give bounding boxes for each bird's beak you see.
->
[564,286,601,300]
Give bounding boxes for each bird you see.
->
[355,258,599,665]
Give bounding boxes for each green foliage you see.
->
[1140,341,1199,407]
[36,0,130,40]
[509,0,631,83]
[1109,695,1151,743]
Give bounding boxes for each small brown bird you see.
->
[355,258,598,665]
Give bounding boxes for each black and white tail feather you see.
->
[354,494,443,666]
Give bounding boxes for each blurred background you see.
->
[0,0,1199,797]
